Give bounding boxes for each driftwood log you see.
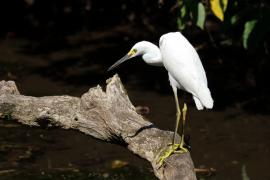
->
[0,74,196,180]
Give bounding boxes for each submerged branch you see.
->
[0,74,196,180]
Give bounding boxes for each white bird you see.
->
[108,32,213,164]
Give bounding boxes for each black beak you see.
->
[107,54,130,71]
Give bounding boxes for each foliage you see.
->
[177,0,270,50]
[243,20,257,49]
[210,0,227,21]
[177,0,207,30]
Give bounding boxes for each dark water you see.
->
[0,35,270,180]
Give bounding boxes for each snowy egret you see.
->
[108,32,213,165]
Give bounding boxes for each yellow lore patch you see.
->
[127,49,137,56]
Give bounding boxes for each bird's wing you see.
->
[160,32,207,84]
[160,32,213,109]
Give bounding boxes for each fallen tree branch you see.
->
[0,74,196,180]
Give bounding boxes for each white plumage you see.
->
[108,31,213,110]
[108,32,214,159]
[159,32,213,110]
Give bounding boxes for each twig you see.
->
[0,169,16,175]
[195,167,216,177]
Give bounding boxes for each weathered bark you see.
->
[0,74,196,180]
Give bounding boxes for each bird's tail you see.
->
[194,87,214,110]
[193,96,204,110]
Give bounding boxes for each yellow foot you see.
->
[157,143,188,167]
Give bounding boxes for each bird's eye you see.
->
[128,49,137,56]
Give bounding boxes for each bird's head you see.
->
[107,42,146,71]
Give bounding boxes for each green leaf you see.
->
[241,165,250,180]
[221,0,228,12]
[180,4,187,18]
[177,4,187,30]
[177,17,186,30]
[196,2,206,29]
[230,15,239,25]
[243,20,257,49]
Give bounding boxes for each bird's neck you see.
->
[140,41,163,66]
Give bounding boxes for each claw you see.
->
[157,144,176,167]
[157,143,188,167]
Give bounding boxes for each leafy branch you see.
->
[176,0,270,50]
